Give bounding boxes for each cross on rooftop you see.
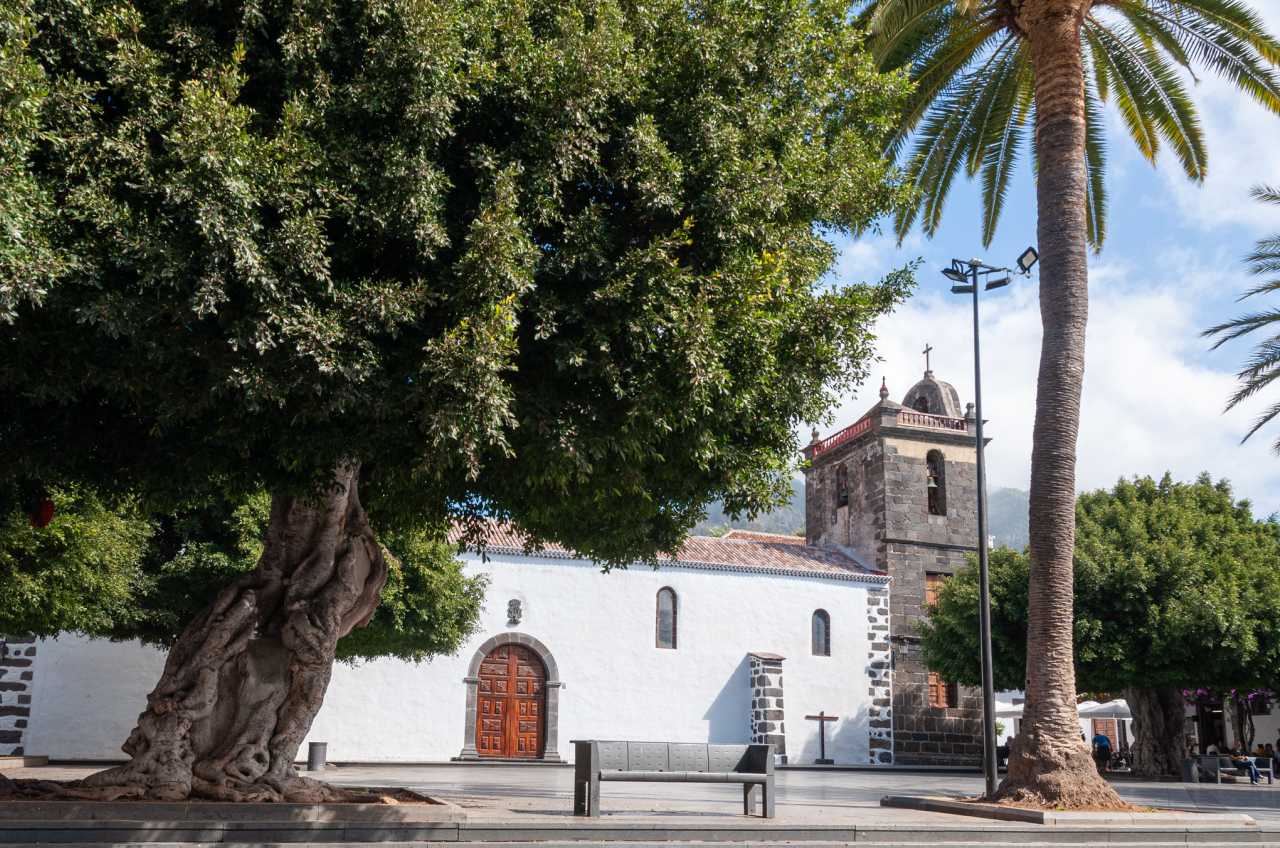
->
[922,342,933,373]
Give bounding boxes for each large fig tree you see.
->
[0,0,912,801]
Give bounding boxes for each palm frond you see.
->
[1084,23,1162,161]
[1134,0,1280,114]
[865,0,953,67]
[1203,308,1280,348]
[1083,78,1109,250]
[878,14,1006,158]
[978,44,1033,246]
[1251,184,1280,205]
[1109,0,1197,74]
[895,35,1021,239]
[1087,20,1207,179]
[1152,0,1280,64]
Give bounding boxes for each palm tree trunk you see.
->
[994,0,1124,807]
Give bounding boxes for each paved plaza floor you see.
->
[9,762,1280,825]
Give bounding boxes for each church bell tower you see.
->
[801,359,985,766]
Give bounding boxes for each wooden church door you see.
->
[475,644,546,758]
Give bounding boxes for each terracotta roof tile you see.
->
[447,521,887,584]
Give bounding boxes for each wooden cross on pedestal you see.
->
[804,711,838,765]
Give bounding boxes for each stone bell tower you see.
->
[801,363,985,766]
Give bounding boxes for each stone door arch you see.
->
[458,633,562,761]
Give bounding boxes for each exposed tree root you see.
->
[1,776,416,804]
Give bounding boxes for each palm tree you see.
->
[1205,186,1280,443]
[861,0,1280,805]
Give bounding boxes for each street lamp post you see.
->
[942,248,1038,799]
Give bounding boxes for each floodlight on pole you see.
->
[1017,246,1039,274]
[940,245,1036,800]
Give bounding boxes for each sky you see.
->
[821,0,1280,516]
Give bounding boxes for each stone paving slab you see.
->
[0,799,463,823]
[882,795,1258,826]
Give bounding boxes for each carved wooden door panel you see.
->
[476,644,545,758]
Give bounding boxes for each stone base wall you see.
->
[0,636,37,755]
[748,653,786,760]
[866,587,892,764]
[891,639,981,765]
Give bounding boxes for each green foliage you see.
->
[1204,185,1280,450]
[0,486,484,662]
[859,0,1280,249]
[1,0,913,569]
[0,484,151,636]
[920,474,1280,693]
[337,528,488,662]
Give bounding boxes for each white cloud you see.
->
[1153,0,1280,235]
[816,251,1280,516]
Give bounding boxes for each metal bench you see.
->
[572,740,776,817]
[1196,755,1274,784]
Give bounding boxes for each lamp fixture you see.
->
[1016,246,1039,274]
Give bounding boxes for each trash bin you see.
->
[307,741,327,772]
[1181,757,1198,783]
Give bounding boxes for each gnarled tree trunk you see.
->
[71,464,386,802]
[1227,694,1254,752]
[994,0,1124,808]
[1125,687,1186,778]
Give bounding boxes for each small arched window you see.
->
[812,609,831,656]
[656,587,678,649]
[835,464,849,508]
[926,449,947,516]
[914,396,931,413]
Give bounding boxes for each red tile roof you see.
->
[447,521,887,584]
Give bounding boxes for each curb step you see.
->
[26,843,1280,848]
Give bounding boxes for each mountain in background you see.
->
[693,479,1031,551]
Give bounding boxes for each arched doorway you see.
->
[476,643,545,758]
[458,633,562,762]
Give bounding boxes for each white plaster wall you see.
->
[26,634,167,759]
[27,555,881,765]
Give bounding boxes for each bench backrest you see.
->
[578,740,771,774]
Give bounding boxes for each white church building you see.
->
[12,527,893,766]
[4,367,987,767]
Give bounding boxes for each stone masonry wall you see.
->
[887,538,982,765]
[749,652,786,761]
[865,587,892,764]
[805,434,886,569]
[891,638,982,765]
[0,636,38,755]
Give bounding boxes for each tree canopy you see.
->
[1,0,914,566]
[920,474,1280,694]
[0,483,485,662]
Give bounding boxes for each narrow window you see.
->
[835,464,849,508]
[928,672,958,708]
[914,396,931,413]
[926,450,947,516]
[656,587,677,649]
[812,609,831,656]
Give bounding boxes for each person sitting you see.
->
[1091,732,1113,774]
[1230,748,1263,785]
[1257,743,1268,757]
